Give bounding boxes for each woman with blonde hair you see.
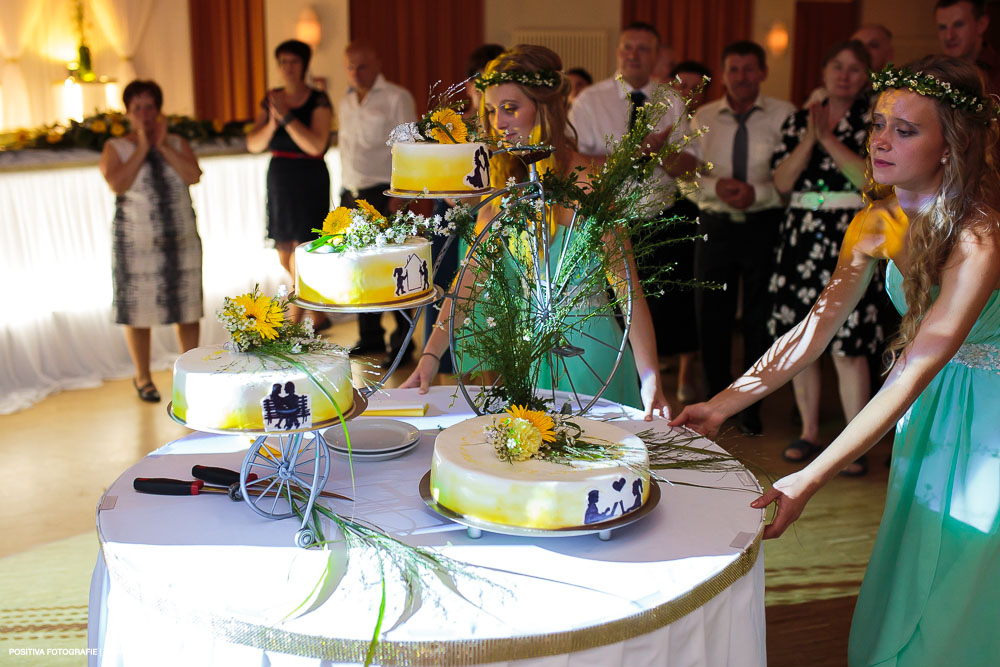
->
[673,55,1000,664]
[402,44,669,418]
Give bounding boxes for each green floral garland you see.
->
[474,68,561,92]
[871,64,994,114]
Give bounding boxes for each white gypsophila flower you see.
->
[486,316,496,327]
[276,284,288,298]
[386,122,423,145]
[522,333,531,341]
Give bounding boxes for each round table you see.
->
[88,387,766,666]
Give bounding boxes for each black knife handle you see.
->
[134,478,204,496]
[191,465,257,486]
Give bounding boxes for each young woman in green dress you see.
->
[673,55,1000,665]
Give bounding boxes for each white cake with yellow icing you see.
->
[390,142,491,195]
[295,236,433,306]
[172,345,354,432]
[430,416,649,529]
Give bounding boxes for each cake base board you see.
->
[167,389,368,436]
[383,187,497,200]
[418,470,660,540]
[290,285,443,314]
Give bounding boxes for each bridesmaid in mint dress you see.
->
[673,54,1000,665]
[403,45,666,417]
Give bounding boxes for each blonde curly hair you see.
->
[477,44,577,188]
[864,55,1000,361]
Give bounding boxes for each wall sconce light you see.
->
[766,21,789,57]
[296,7,321,48]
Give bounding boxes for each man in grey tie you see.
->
[686,41,794,435]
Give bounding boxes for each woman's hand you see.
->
[398,353,440,394]
[639,372,670,420]
[268,90,290,119]
[750,470,820,539]
[151,115,168,148]
[809,102,833,145]
[668,401,728,438]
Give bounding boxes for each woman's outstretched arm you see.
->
[671,212,881,436]
[753,226,1000,538]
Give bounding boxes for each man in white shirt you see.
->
[687,40,794,435]
[338,42,417,362]
[571,22,690,185]
[571,23,697,405]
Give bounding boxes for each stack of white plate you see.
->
[321,419,421,461]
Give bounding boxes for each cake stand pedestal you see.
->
[168,390,366,547]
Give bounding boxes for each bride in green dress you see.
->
[673,55,1000,665]
[401,45,669,419]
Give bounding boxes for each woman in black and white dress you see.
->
[99,80,203,402]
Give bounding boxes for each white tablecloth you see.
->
[89,387,766,666]
[0,147,341,414]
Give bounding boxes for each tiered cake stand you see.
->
[170,391,366,547]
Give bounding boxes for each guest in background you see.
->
[935,0,1000,94]
[99,80,203,403]
[852,24,895,71]
[669,60,712,111]
[804,24,894,106]
[657,59,715,403]
[566,67,592,105]
[571,22,697,408]
[769,40,884,476]
[687,41,795,435]
[464,43,507,115]
[246,39,333,327]
[337,42,417,365]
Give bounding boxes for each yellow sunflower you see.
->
[322,207,353,236]
[234,293,284,340]
[428,108,468,144]
[505,405,556,443]
[355,199,385,222]
[91,119,108,133]
[110,122,126,137]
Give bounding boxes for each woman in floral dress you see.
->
[768,41,885,475]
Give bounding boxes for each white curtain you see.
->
[0,149,342,415]
[0,1,43,129]
[89,0,154,86]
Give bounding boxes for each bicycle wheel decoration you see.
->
[447,84,715,415]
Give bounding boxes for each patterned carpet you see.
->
[0,533,96,665]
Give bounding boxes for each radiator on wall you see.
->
[509,30,610,81]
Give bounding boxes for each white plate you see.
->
[330,438,420,461]
[322,419,420,454]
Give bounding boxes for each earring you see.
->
[941,156,948,164]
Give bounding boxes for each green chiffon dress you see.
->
[534,227,642,409]
[848,260,1000,666]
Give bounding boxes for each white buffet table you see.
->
[0,145,341,414]
[88,387,766,666]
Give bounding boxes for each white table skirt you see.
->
[0,148,341,414]
[89,387,766,666]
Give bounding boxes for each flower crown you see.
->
[474,69,561,92]
[871,64,992,114]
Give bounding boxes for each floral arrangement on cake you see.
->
[448,81,720,413]
[483,405,748,485]
[217,285,339,354]
[0,110,247,152]
[386,81,490,145]
[307,199,476,252]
